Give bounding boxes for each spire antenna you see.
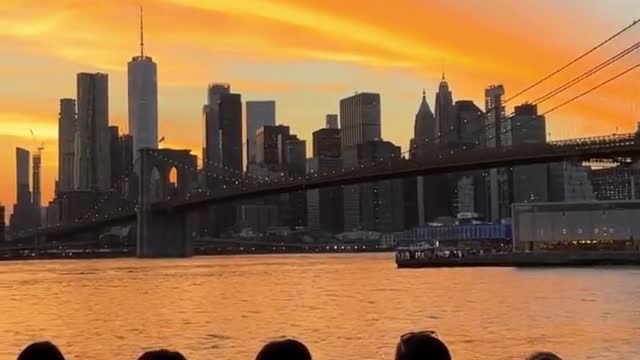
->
[140,6,144,57]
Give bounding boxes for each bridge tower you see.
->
[137,148,198,257]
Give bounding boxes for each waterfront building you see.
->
[512,201,640,252]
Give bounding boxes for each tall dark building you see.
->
[484,84,509,221]
[511,103,548,204]
[590,167,640,200]
[58,98,76,193]
[10,148,37,231]
[76,72,110,191]
[308,123,343,234]
[281,136,307,228]
[109,126,122,190]
[0,204,5,242]
[219,93,243,172]
[434,75,455,146]
[410,90,436,158]
[340,92,382,231]
[307,157,344,234]
[454,100,485,148]
[119,134,135,198]
[453,100,487,218]
[312,128,341,158]
[340,92,381,150]
[256,125,291,170]
[203,83,231,173]
[357,140,405,232]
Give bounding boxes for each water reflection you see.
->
[0,254,639,360]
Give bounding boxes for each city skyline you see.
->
[1,1,639,214]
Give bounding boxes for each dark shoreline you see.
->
[0,248,390,262]
[396,251,640,268]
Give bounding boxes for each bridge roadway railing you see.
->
[11,133,640,242]
[166,133,640,213]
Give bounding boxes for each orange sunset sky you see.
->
[1,0,639,217]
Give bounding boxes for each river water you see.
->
[0,253,639,360]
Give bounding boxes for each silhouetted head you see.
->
[17,341,66,360]
[395,331,451,360]
[137,349,187,360]
[256,339,312,360]
[526,352,562,360]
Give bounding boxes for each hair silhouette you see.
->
[17,341,66,360]
[138,349,187,360]
[256,339,312,360]
[526,352,563,360]
[395,331,451,360]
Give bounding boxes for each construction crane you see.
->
[29,128,45,155]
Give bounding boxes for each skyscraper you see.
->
[58,98,76,192]
[246,101,276,168]
[312,128,341,158]
[410,89,436,158]
[256,125,291,170]
[484,84,509,221]
[15,148,30,207]
[32,151,41,210]
[357,140,405,233]
[307,157,344,234]
[281,136,307,228]
[203,83,231,172]
[127,8,158,162]
[325,114,339,129]
[340,92,381,150]
[339,93,384,231]
[109,126,123,191]
[219,93,243,172]
[75,72,111,191]
[511,103,548,203]
[10,147,35,231]
[0,203,5,242]
[434,75,455,145]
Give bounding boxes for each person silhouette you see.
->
[17,341,66,360]
[395,331,451,360]
[256,339,312,360]
[137,349,187,360]
[526,352,562,360]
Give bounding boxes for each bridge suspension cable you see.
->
[416,19,640,152]
[505,18,640,103]
[532,40,640,105]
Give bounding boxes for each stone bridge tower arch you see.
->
[137,148,199,257]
